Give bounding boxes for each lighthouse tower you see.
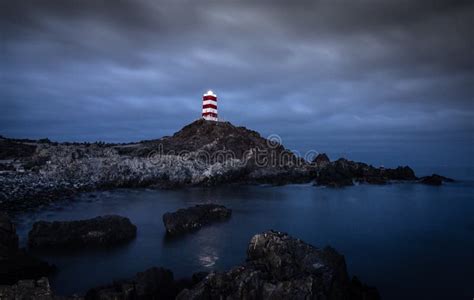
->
[202,90,218,121]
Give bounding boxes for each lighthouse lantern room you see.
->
[202,90,218,121]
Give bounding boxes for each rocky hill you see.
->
[0,119,433,212]
[0,120,313,212]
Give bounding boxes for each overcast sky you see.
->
[1,0,473,170]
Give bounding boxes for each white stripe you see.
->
[203,116,218,121]
[202,108,218,114]
[202,100,217,106]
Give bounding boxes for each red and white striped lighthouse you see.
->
[202,90,218,121]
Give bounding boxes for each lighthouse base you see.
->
[202,116,218,121]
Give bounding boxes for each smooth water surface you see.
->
[15,181,474,299]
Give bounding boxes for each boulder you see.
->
[419,174,455,186]
[0,213,55,285]
[85,267,206,300]
[177,230,379,300]
[28,215,137,249]
[163,204,231,235]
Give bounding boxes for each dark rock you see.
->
[382,166,417,180]
[350,276,380,300]
[191,272,209,285]
[312,153,330,168]
[28,215,137,249]
[316,158,417,187]
[0,213,55,285]
[0,163,15,171]
[85,267,205,300]
[177,230,379,300]
[0,213,19,259]
[85,267,175,300]
[419,174,455,186]
[0,250,56,286]
[163,204,231,235]
[315,159,355,187]
[0,139,37,160]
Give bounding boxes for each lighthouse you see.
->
[202,90,218,121]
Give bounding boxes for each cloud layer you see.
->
[1,0,473,167]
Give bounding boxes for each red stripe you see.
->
[202,112,218,118]
[202,104,217,109]
[203,95,217,100]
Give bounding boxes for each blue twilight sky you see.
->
[1,0,473,171]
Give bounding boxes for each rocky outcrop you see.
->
[177,230,379,300]
[312,153,330,168]
[0,213,55,285]
[0,120,313,213]
[85,267,206,300]
[316,158,417,187]
[419,174,455,186]
[28,215,137,249]
[163,204,232,235]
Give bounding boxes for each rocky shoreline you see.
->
[1,120,452,214]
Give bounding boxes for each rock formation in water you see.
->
[0,213,55,285]
[419,174,455,186]
[177,230,379,300]
[0,119,441,212]
[163,204,232,235]
[28,215,137,249]
[315,157,416,187]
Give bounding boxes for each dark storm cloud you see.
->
[1,0,473,166]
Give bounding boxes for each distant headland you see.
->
[0,119,453,213]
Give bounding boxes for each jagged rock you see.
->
[28,215,137,249]
[177,230,379,300]
[0,213,55,285]
[312,153,330,168]
[382,166,417,180]
[163,204,231,235]
[85,267,206,300]
[315,158,417,187]
[419,174,455,186]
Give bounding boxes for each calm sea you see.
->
[14,168,474,299]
